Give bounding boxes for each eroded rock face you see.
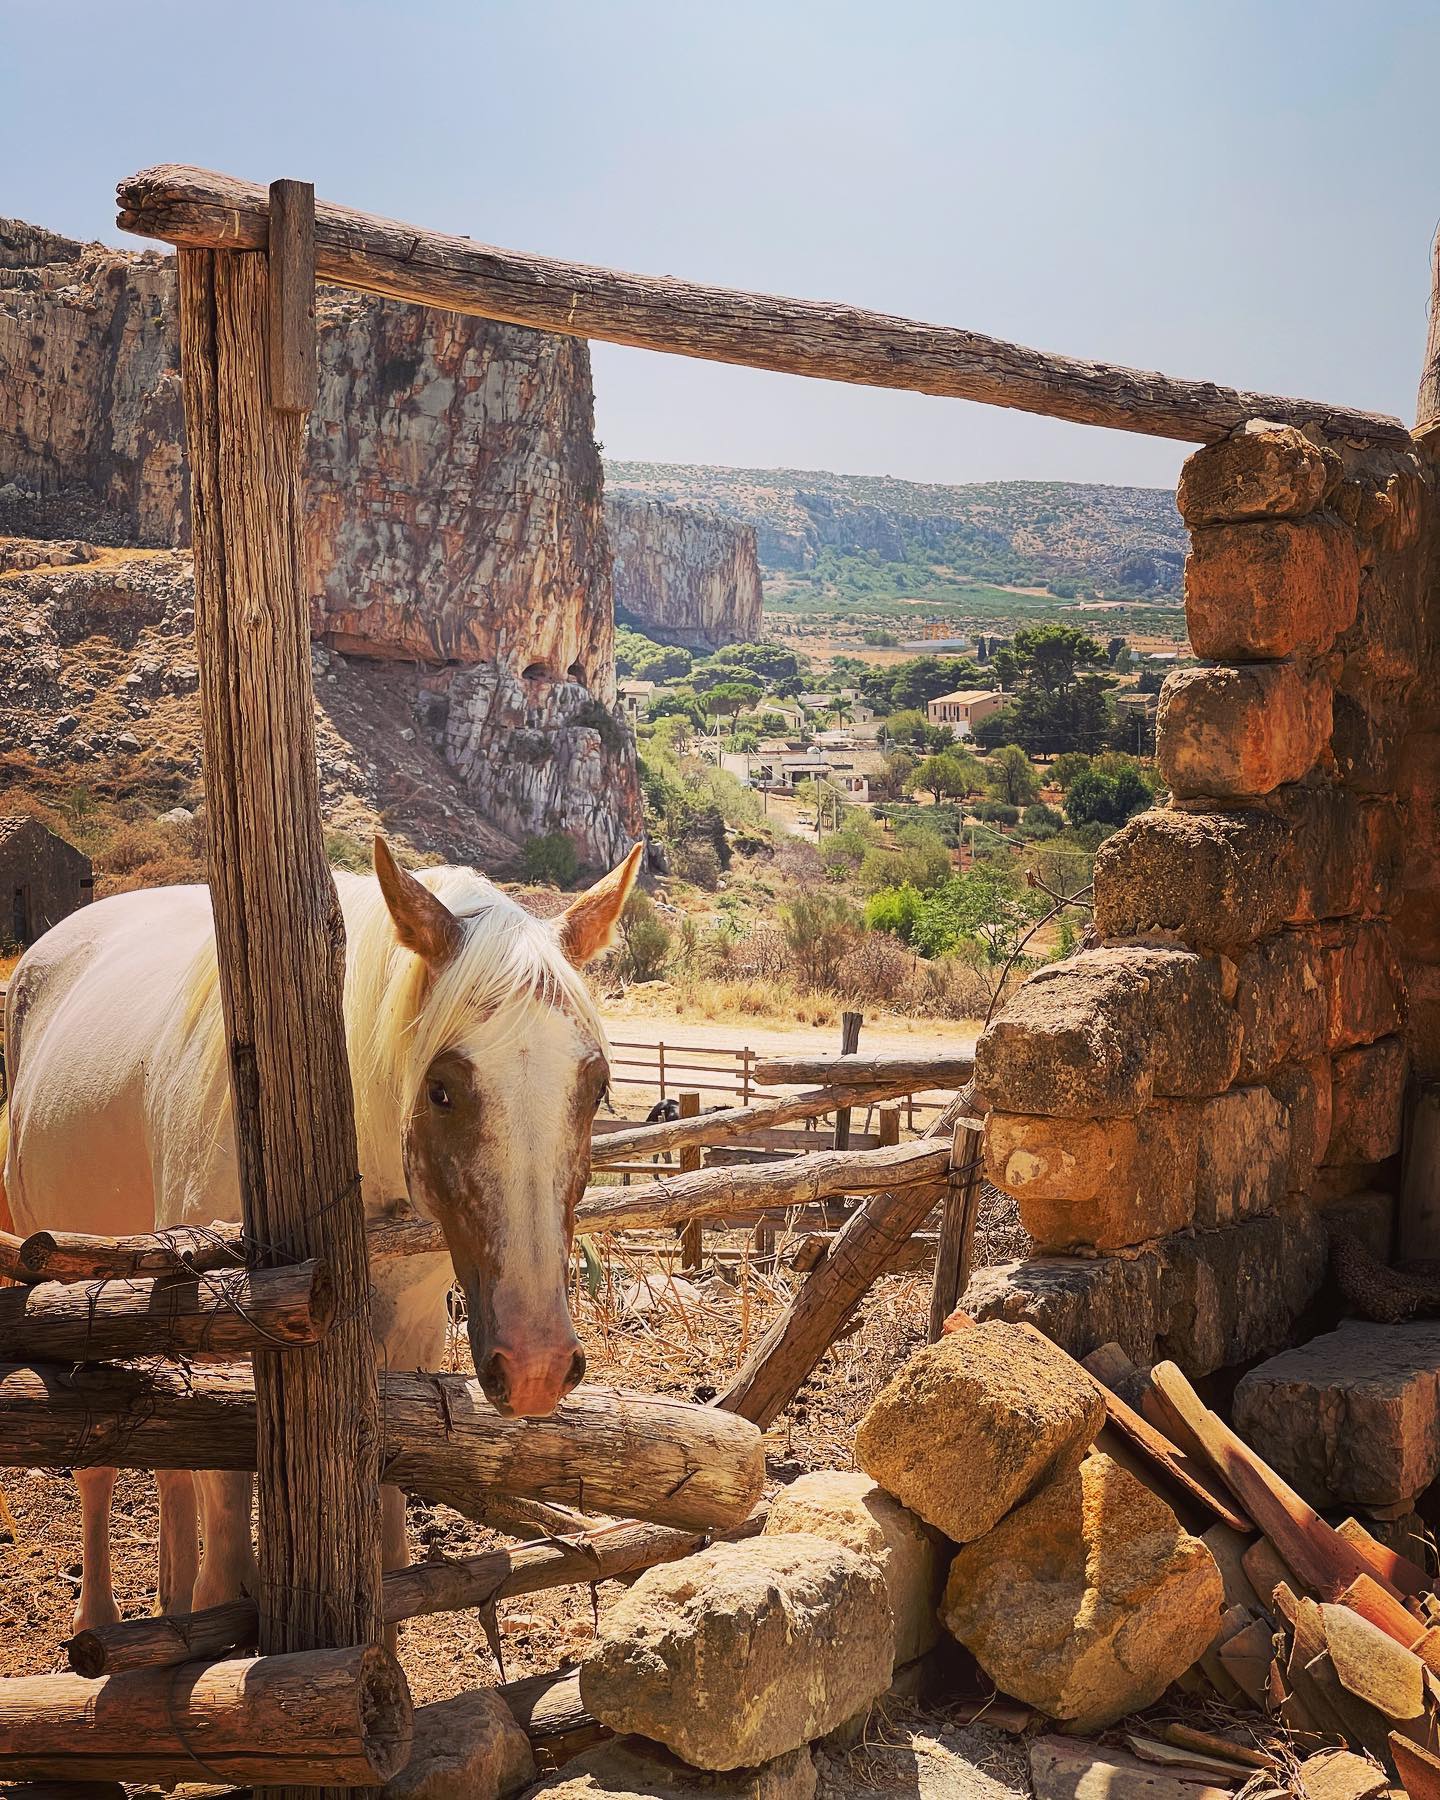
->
[580,1535,892,1771]
[942,1452,1223,1732]
[606,496,763,650]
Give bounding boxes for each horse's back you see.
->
[5,884,230,1238]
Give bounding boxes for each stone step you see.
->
[1233,1321,1440,1510]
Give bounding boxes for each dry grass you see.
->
[657,976,847,1026]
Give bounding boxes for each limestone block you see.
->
[1093,808,1296,950]
[854,1322,1104,1544]
[523,1740,816,1800]
[1395,730,1440,964]
[985,1103,1196,1253]
[1233,932,1327,1080]
[1327,1036,1407,1165]
[1331,684,1406,794]
[580,1536,891,1770]
[386,1691,535,1800]
[1234,1322,1440,1508]
[763,1471,944,1665]
[1157,663,1333,800]
[974,947,1240,1119]
[963,1207,1330,1378]
[1193,1086,1291,1228]
[1176,422,1338,527]
[941,1452,1224,1732]
[1274,786,1404,925]
[1185,516,1360,661]
[1266,1056,1333,1181]
[1308,922,1407,1050]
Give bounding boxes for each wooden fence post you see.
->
[176,176,383,1800]
[831,1012,863,1151]
[678,1093,702,1272]
[1416,224,1440,446]
[927,1117,983,1341]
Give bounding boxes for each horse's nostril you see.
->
[480,1349,511,1407]
[566,1347,587,1392]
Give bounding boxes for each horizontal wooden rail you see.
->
[70,1503,770,1677]
[115,165,1409,448]
[0,1364,764,1533]
[0,1262,333,1360]
[752,1050,974,1087]
[576,1135,960,1233]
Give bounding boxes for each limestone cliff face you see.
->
[604,494,763,649]
[0,219,637,866]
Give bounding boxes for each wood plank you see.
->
[678,1093,702,1272]
[1148,1361,1398,1602]
[757,1050,972,1088]
[1334,1517,1430,1600]
[115,168,1409,449]
[1416,226,1440,446]
[928,1119,983,1341]
[266,179,316,412]
[177,237,384,1791]
[831,1012,864,1150]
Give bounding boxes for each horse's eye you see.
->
[427,1080,452,1112]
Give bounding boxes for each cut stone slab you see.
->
[1234,1321,1440,1509]
[963,1206,1330,1379]
[1192,1085,1291,1229]
[1158,661,1333,800]
[944,1453,1224,1733]
[1176,421,1338,527]
[1185,514,1360,661]
[1031,1737,1236,1800]
[854,1321,1104,1543]
[1328,1037,1407,1165]
[1294,1749,1389,1800]
[386,1690,536,1800]
[1093,807,1296,951]
[523,1739,816,1800]
[1233,931,1328,1081]
[975,947,1239,1119]
[580,1535,891,1771]
[763,1470,944,1665]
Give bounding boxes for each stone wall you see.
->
[967,421,1439,1376]
[604,494,763,649]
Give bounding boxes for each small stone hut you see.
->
[0,816,93,947]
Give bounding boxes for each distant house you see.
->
[617,679,658,719]
[925,689,1004,737]
[1,816,93,948]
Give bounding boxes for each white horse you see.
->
[1,836,640,1631]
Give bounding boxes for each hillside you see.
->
[604,463,1185,597]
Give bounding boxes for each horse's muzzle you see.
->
[477,1340,587,1417]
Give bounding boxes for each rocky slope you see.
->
[605,462,1185,595]
[0,219,639,866]
[604,495,762,649]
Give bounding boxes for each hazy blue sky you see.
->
[6,1,1437,491]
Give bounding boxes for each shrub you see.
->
[672,837,722,889]
[615,890,672,982]
[780,891,863,989]
[836,932,914,1004]
[974,801,1020,826]
[519,832,580,887]
[864,883,923,941]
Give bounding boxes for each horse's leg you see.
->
[192,1471,258,1610]
[380,1484,410,1653]
[73,1466,121,1632]
[155,1470,199,1617]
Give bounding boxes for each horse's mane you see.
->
[176,865,605,1192]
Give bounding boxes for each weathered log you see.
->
[754,1050,973,1089]
[718,1178,950,1429]
[115,167,1408,449]
[927,1121,982,1341]
[587,1076,940,1164]
[0,1645,411,1785]
[831,1012,864,1150]
[179,232,385,1755]
[577,1137,954,1234]
[0,1262,334,1361]
[0,1364,764,1532]
[71,1505,770,1677]
[0,1787,127,1800]
[1417,228,1440,446]
[499,1668,606,1765]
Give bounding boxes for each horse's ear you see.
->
[558,843,644,967]
[374,836,462,966]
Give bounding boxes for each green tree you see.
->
[519,832,579,886]
[916,752,969,805]
[986,744,1042,807]
[615,889,672,981]
[864,883,924,941]
[1052,751,1092,791]
[780,892,863,988]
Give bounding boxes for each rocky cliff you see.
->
[604,495,763,650]
[0,219,638,866]
[606,462,1186,595]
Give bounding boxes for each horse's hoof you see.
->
[72,1597,122,1635]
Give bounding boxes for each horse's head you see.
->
[373,836,641,1417]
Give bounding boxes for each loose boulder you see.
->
[763,1470,945,1664]
[580,1535,892,1770]
[942,1451,1223,1732]
[522,1739,816,1800]
[855,1322,1104,1544]
[385,1690,535,1800]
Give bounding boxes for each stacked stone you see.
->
[968,421,1434,1376]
